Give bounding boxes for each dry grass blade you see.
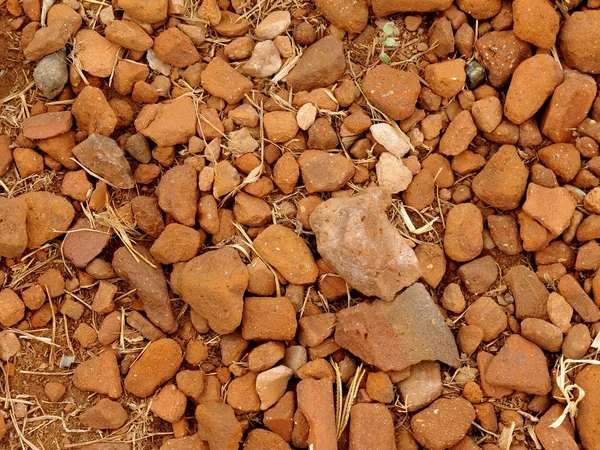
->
[498,420,515,450]
[334,363,364,440]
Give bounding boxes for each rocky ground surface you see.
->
[1,0,600,449]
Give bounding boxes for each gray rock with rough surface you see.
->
[34,50,68,99]
[335,283,460,372]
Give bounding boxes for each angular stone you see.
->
[72,134,134,189]
[335,283,459,372]
[253,224,318,285]
[153,27,199,68]
[200,57,253,104]
[575,365,600,449]
[74,351,122,399]
[256,365,294,410]
[124,338,183,398]
[522,184,577,236]
[485,335,551,395]
[541,71,597,143]
[23,111,72,140]
[112,245,177,333]
[74,29,120,78]
[179,247,248,334]
[72,86,117,136]
[557,274,600,323]
[506,265,549,319]
[472,145,528,210]
[62,218,111,268]
[286,36,345,92]
[311,188,421,301]
[137,97,197,146]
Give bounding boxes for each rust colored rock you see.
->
[298,150,355,193]
[118,0,168,23]
[372,0,452,16]
[411,398,475,450]
[414,243,446,289]
[335,283,459,372]
[575,365,600,449]
[201,57,253,104]
[477,351,513,399]
[157,165,199,227]
[74,351,122,399]
[534,404,578,450]
[472,145,528,210]
[286,36,345,92]
[439,110,477,156]
[74,29,120,78]
[153,27,200,68]
[424,59,466,99]
[79,398,127,430]
[558,274,600,323]
[242,297,297,341]
[112,245,177,333]
[23,111,72,140]
[541,71,597,143]
[244,429,291,450]
[150,224,203,264]
[72,86,117,136]
[362,65,421,121]
[521,318,563,353]
[72,134,134,189]
[505,265,549,320]
[349,403,395,450]
[180,247,248,334]
[522,184,576,236]
[311,188,421,301]
[196,401,243,450]
[512,0,560,49]
[105,20,153,51]
[253,224,318,285]
[485,335,551,395]
[131,196,165,238]
[62,218,111,268]
[314,0,368,33]
[475,31,533,88]
[124,339,183,398]
[538,143,581,182]
[465,297,507,341]
[137,97,197,146]
[443,203,483,262]
[0,197,28,259]
[22,191,75,248]
[0,289,25,328]
[297,379,337,450]
[558,10,600,75]
[504,55,563,125]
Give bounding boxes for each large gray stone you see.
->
[335,283,460,371]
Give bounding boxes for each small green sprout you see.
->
[380,21,397,65]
